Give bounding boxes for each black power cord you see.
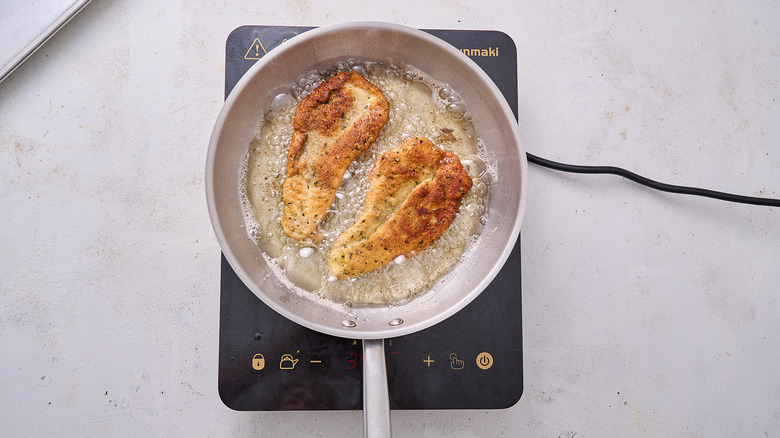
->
[526,152,780,207]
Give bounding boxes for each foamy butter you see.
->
[242,61,493,306]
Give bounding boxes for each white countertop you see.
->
[1,1,778,436]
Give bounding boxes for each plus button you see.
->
[423,355,435,367]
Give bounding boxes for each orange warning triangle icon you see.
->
[244,38,267,60]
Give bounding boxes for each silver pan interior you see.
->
[206,22,527,339]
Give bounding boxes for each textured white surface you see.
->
[1,0,778,436]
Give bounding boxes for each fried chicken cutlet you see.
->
[282,71,389,241]
[328,137,473,279]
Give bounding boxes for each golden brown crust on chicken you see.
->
[328,137,473,279]
[282,71,389,240]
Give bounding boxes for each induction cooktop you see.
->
[218,25,523,411]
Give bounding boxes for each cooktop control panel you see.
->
[218,25,523,411]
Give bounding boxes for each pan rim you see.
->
[206,21,527,339]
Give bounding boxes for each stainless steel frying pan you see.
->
[206,22,527,437]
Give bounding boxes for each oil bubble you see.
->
[461,155,487,178]
[476,182,487,197]
[352,65,366,76]
[269,93,295,118]
[446,102,467,119]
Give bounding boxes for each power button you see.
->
[476,352,493,370]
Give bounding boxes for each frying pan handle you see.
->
[363,339,391,438]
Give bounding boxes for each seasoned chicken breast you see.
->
[281,71,389,241]
[328,137,473,279]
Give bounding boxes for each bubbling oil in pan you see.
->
[241,61,494,306]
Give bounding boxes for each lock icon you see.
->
[279,354,299,370]
[252,353,265,370]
